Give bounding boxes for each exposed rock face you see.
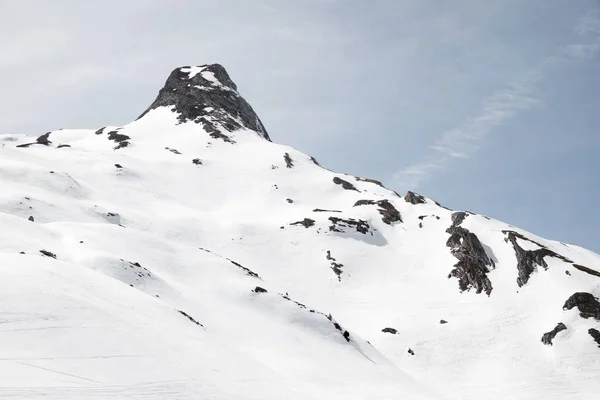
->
[382,327,398,334]
[451,211,470,227]
[107,130,131,150]
[572,264,600,278]
[138,64,270,141]
[355,176,384,187]
[284,153,294,168]
[503,230,573,287]
[354,199,402,224]
[404,191,426,205]
[333,177,359,192]
[541,322,567,346]
[563,292,600,320]
[177,310,203,327]
[16,132,53,148]
[589,328,600,347]
[326,250,344,280]
[290,218,316,228]
[328,216,371,235]
[39,250,57,259]
[446,212,494,295]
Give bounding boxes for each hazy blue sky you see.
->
[1,0,598,252]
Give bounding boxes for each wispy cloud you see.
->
[393,9,600,189]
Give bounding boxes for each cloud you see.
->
[393,8,600,190]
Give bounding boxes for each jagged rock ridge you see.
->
[138,64,271,141]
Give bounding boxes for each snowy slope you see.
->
[1,64,599,399]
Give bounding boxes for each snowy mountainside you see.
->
[1,64,599,399]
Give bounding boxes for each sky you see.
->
[1,0,599,253]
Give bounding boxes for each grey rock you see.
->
[355,176,384,187]
[177,310,203,327]
[138,64,270,141]
[328,216,371,234]
[503,230,573,287]
[382,327,398,334]
[333,177,359,192]
[107,130,130,150]
[589,328,600,347]
[446,217,495,296]
[284,153,294,168]
[404,191,426,205]
[39,250,57,259]
[572,264,600,278]
[165,147,182,154]
[541,322,567,346]
[354,199,402,224]
[451,212,469,227]
[290,218,316,228]
[563,292,600,320]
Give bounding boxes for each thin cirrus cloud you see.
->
[393,9,600,189]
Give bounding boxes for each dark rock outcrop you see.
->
[563,292,600,320]
[382,327,398,334]
[253,286,268,293]
[39,250,57,259]
[328,216,371,235]
[503,230,573,287]
[326,250,344,281]
[326,314,351,342]
[177,310,203,327]
[36,132,52,146]
[290,218,316,228]
[589,328,600,347]
[541,322,567,346]
[107,130,131,150]
[355,177,384,187]
[192,158,202,165]
[284,153,294,168]
[404,191,426,205]
[451,211,469,227]
[165,147,181,154]
[198,247,261,279]
[354,199,402,225]
[227,258,260,279]
[138,64,270,141]
[333,177,359,192]
[16,132,53,148]
[446,217,494,296]
[572,264,600,278]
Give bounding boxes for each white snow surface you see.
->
[1,104,600,399]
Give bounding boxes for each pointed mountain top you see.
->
[138,64,271,141]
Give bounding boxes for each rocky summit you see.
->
[138,64,271,141]
[1,64,599,400]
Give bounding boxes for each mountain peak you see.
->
[138,64,271,141]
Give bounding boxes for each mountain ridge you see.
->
[1,64,599,399]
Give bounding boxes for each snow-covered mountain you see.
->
[1,64,599,400]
